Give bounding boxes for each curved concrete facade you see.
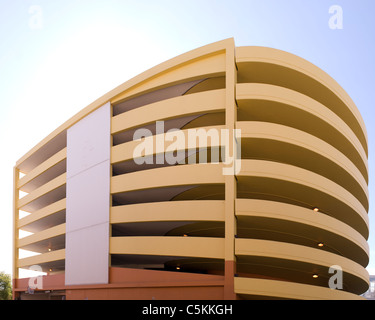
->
[13,39,369,300]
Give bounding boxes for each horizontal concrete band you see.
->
[236,83,368,179]
[238,159,368,239]
[238,121,368,203]
[236,199,369,267]
[112,89,226,134]
[110,236,225,260]
[234,277,365,300]
[235,46,368,152]
[17,249,65,269]
[236,238,369,288]
[111,200,225,224]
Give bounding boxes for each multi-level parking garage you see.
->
[13,38,369,300]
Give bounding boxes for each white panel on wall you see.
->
[65,102,111,286]
[65,223,109,286]
[67,103,111,179]
[66,160,110,233]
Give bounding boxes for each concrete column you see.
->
[224,39,238,300]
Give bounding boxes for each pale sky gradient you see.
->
[1,0,374,277]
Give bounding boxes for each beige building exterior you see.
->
[13,38,369,300]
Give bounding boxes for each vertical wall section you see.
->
[65,102,111,286]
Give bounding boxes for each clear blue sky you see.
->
[1,0,374,276]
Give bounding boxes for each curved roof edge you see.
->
[236,45,368,148]
[17,39,367,169]
[16,38,235,167]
